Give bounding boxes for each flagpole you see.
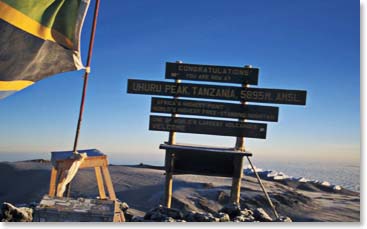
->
[73,0,101,153]
[66,0,101,198]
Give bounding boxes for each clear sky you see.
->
[0,0,360,165]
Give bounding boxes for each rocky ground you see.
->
[0,160,360,222]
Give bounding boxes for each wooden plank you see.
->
[165,62,259,85]
[48,167,58,197]
[150,115,267,139]
[127,79,307,105]
[95,167,107,199]
[166,149,246,177]
[113,202,126,222]
[101,166,117,200]
[230,157,244,203]
[56,156,108,170]
[164,152,174,208]
[151,97,279,122]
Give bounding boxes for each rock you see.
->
[194,212,217,222]
[1,202,33,222]
[165,207,183,219]
[234,214,255,222]
[240,209,253,217]
[119,202,129,212]
[150,211,166,221]
[123,210,135,222]
[277,216,293,222]
[176,219,186,222]
[144,205,183,221]
[183,211,196,222]
[220,202,242,218]
[216,212,230,222]
[137,204,290,223]
[253,208,273,222]
[131,216,145,222]
[164,217,175,222]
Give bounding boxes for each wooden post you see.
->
[164,151,175,208]
[48,167,58,196]
[231,157,244,203]
[231,64,252,203]
[101,165,117,200]
[95,167,107,199]
[164,60,182,208]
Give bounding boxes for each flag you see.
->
[0,0,90,99]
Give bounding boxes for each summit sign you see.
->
[127,79,307,105]
[166,62,259,85]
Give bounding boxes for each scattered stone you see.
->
[183,211,196,222]
[240,209,253,217]
[144,205,183,221]
[234,214,255,222]
[194,212,217,222]
[253,208,273,222]
[220,202,242,218]
[119,202,129,212]
[1,202,33,222]
[216,212,230,222]
[164,217,175,222]
[131,216,145,222]
[276,216,292,222]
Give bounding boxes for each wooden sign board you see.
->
[127,79,307,105]
[165,62,259,85]
[165,150,245,178]
[149,115,267,139]
[151,97,279,122]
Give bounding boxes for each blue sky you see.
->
[0,0,359,165]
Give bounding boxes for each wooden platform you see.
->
[48,149,125,222]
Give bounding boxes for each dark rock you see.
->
[220,202,242,218]
[216,212,230,222]
[234,214,255,222]
[164,217,175,222]
[240,209,253,217]
[183,211,196,222]
[131,216,145,222]
[144,205,183,221]
[119,202,129,212]
[1,202,33,222]
[194,212,217,222]
[123,209,135,222]
[276,216,293,222]
[150,212,166,221]
[253,208,273,222]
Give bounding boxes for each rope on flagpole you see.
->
[73,0,101,154]
[66,0,101,197]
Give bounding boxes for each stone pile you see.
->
[1,201,292,223]
[0,202,33,222]
[129,202,292,222]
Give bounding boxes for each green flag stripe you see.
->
[1,0,82,42]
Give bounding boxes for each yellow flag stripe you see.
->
[0,1,73,49]
[0,80,34,91]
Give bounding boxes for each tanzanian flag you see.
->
[0,0,90,99]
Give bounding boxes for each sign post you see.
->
[126,61,307,211]
[231,65,252,203]
[165,61,182,208]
